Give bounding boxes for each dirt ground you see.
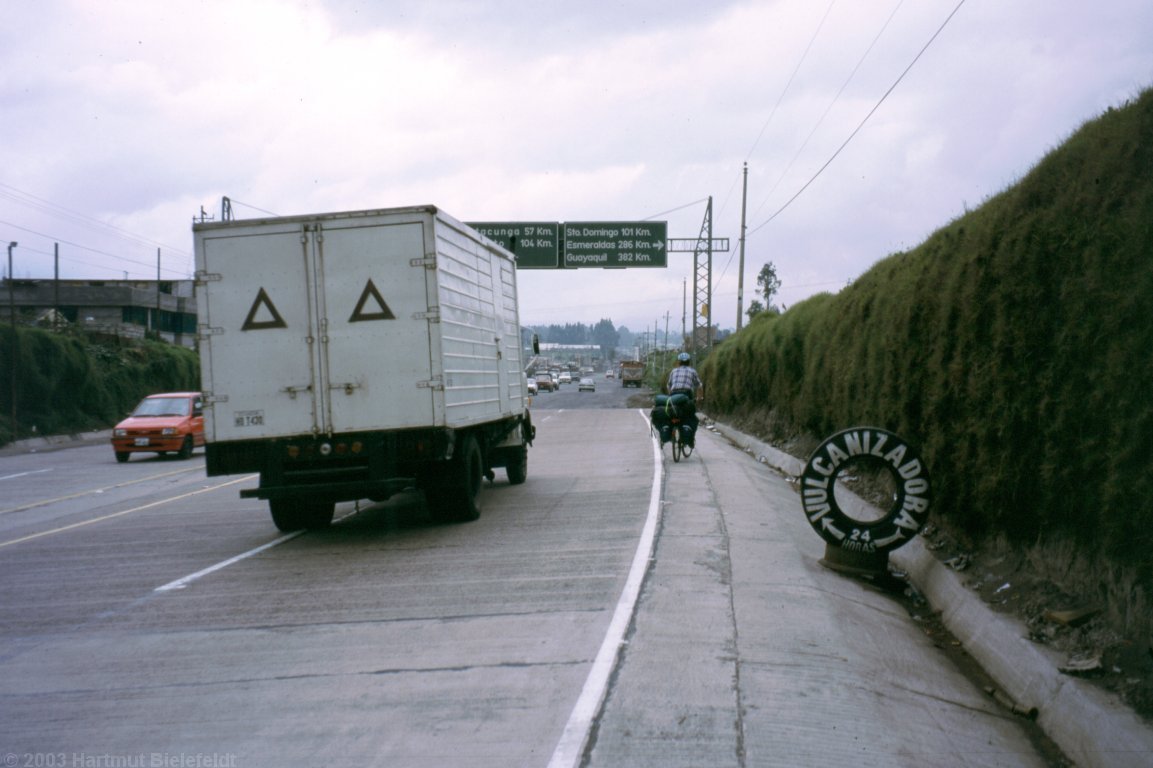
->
[916,523,1153,722]
[697,405,1153,725]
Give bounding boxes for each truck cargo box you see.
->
[195,205,524,441]
[193,205,532,530]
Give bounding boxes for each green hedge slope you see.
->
[0,329,199,444]
[704,89,1153,611]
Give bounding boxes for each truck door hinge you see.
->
[329,382,360,395]
[194,271,222,285]
[410,254,437,269]
[197,324,225,340]
[413,308,441,323]
[417,377,445,391]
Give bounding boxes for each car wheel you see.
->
[177,435,194,460]
[115,452,130,463]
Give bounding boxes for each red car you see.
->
[111,392,205,462]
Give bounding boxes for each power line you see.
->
[745,0,840,164]
[750,0,967,236]
[750,0,908,222]
[0,218,188,278]
[0,182,190,257]
[643,198,709,221]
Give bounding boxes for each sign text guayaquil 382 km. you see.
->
[467,221,667,269]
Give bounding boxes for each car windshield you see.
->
[132,397,190,417]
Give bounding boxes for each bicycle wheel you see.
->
[671,421,683,462]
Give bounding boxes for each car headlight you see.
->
[114,429,127,437]
[162,427,178,435]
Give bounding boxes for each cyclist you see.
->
[665,352,703,447]
[666,351,702,400]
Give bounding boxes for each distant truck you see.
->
[619,360,645,388]
[193,205,535,531]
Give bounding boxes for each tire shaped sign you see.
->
[800,427,931,554]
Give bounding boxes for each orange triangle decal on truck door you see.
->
[349,278,397,322]
[241,287,288,330]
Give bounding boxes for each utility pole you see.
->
[737,162,748,331]
[53,244,60,332]
[681,278,686,349]
[7,241,18,441]
[155,248,162,339]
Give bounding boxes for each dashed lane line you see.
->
[0,475,255,549]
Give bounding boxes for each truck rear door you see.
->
[315,216,437,432]
[198,222,321,442]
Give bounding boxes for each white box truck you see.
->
[193,205,535,531]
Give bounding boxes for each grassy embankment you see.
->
[0,331,199,444]
[702,88,1153,643]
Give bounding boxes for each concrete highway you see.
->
[0,375,1059,767]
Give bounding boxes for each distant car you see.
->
[111,392,204,462]
[534,373,555,392]
[559,372,572,384]
[606,371,615,379]
[526,375,538,395]
[578,377,596,392]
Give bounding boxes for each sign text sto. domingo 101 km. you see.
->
[467,221,667,269]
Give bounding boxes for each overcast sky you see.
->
[2,0,1150,335]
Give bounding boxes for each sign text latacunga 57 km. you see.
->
[467,221,668,269]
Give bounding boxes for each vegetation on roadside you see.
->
[0,329,199,444]
[702,88,1153,646]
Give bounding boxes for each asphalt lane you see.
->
[0,389,1058,767]
[0,409,655,767]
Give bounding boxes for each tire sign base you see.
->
[819,543,891,577]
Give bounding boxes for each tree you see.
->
[592,318,620,361]
[744,262,782,320]
[756,262,781,310]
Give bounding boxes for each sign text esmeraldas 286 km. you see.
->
[562,222,667,268]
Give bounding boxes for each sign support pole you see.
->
[691,197,713,356]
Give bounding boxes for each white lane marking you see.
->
[0,466,202,516]
[547,408,663,768]
[0,475,254,549]
[154,505,359,592]
[0,468,53,481]
[155,531,304,592]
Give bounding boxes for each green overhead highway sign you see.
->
[563,221,667,268]
[468,222,560,268]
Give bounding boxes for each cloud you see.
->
[2,0,1151,328]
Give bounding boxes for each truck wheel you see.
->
[269,500,334,532]
[270,500,302,531]
[177,436,194,460]
[427,435,483,523]
[506,444,528,485]
[300,502,335,529]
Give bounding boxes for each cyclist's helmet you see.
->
[677,352,691,363]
